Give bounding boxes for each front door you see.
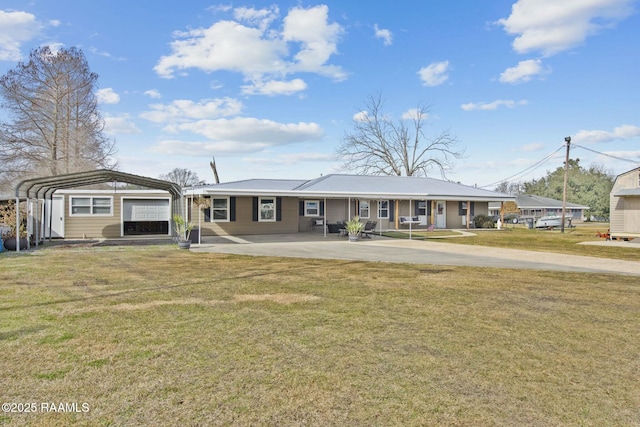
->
[436,201,446,228]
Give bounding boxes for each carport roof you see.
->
[14,169,182,199]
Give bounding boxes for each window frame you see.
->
[259,197,276,222]
[304,200,320,217]
[359,200,370,219]
[69,196,113,216]
[210,197,230,222]
[377,200,389,219]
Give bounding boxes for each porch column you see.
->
[466,199,471,230]
[323,197,327,238]
[431,200,435,227]
[394,199,399,229]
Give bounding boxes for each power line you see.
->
[479,144,565,189]
[572,143,640,165]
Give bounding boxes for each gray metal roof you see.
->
[186,178,307,193]
[614,188,640,197]
[188,174,514,201]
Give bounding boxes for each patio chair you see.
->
[311,218,324,231]
[361,221,377,238]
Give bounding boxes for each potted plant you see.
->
[173,213,194,249]
[345,216,365,242]
[0,200,28,251]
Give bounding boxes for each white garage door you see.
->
[123,199,170,221]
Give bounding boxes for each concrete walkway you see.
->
[190,233,640,276]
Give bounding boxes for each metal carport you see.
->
[13,169,183,252]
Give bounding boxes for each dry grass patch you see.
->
[0,244,639,426]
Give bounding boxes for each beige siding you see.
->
[62,191,171,239]
[198,196,299,236]
[64,194,121,239]
[610,168,640,235]
[624,198,640,233]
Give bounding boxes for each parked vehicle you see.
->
[491,214,520,224]
[534,215,571,229]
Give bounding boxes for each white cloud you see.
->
[418,61,450,87]
[401,108,428,120]
[149,117,323,156]
[241,78,307,96]
[144,89,161,99]
[497,0,635,56]
[0,10,43,61]
[374,24,392,46]
[499,59,546,83]
[140,98,243,124]
[461,99,528,111]
[573,124,640,144]
[353,111,368,122]
[103,114,140,135]
[96,88,120,104]
[154,5,345,94]
[521,143,544,152]
[244,152,335,165]
[174,117,323,145]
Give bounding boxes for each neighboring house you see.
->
[489,194,589,221]
[609,166,640,240]
[184,174,515,236]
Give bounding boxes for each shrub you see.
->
[474,214,495,229]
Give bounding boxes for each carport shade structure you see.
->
[13,169,183,252]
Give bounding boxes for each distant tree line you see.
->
[495,159,614,218]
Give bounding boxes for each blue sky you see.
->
[1,0,639,188]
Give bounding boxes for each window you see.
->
[305,200,320,216]
[70,196,112,216]
[259,197,276,221]
[359,200,370,218]
[211,198,229,221]
[417,201,427,216]
[378,200,389,218]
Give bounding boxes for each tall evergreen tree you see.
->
[0,46,116,191]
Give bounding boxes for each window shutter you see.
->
[427,200,432,216]
[320,201,325,216]
[414,201,420,216]
[299,201,305,216]
[276,197,282,221]
[471,202,475,217]
[230,197,236,222]
[389,200,395,221]
[252,197,258,222]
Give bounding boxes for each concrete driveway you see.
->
[190,233,640,276]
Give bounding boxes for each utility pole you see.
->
[561,136,571,233]
[210,156,220,184]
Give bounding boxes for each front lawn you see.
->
[1,244,639,425]
[385,223,639,261]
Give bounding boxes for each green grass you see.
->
[1,244,639,426]
[385,222,640,261]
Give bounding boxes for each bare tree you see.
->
[159,168,204,187]
[0,46,116,191]
[336,94,464,178]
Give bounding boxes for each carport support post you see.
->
[15,197,20,253]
